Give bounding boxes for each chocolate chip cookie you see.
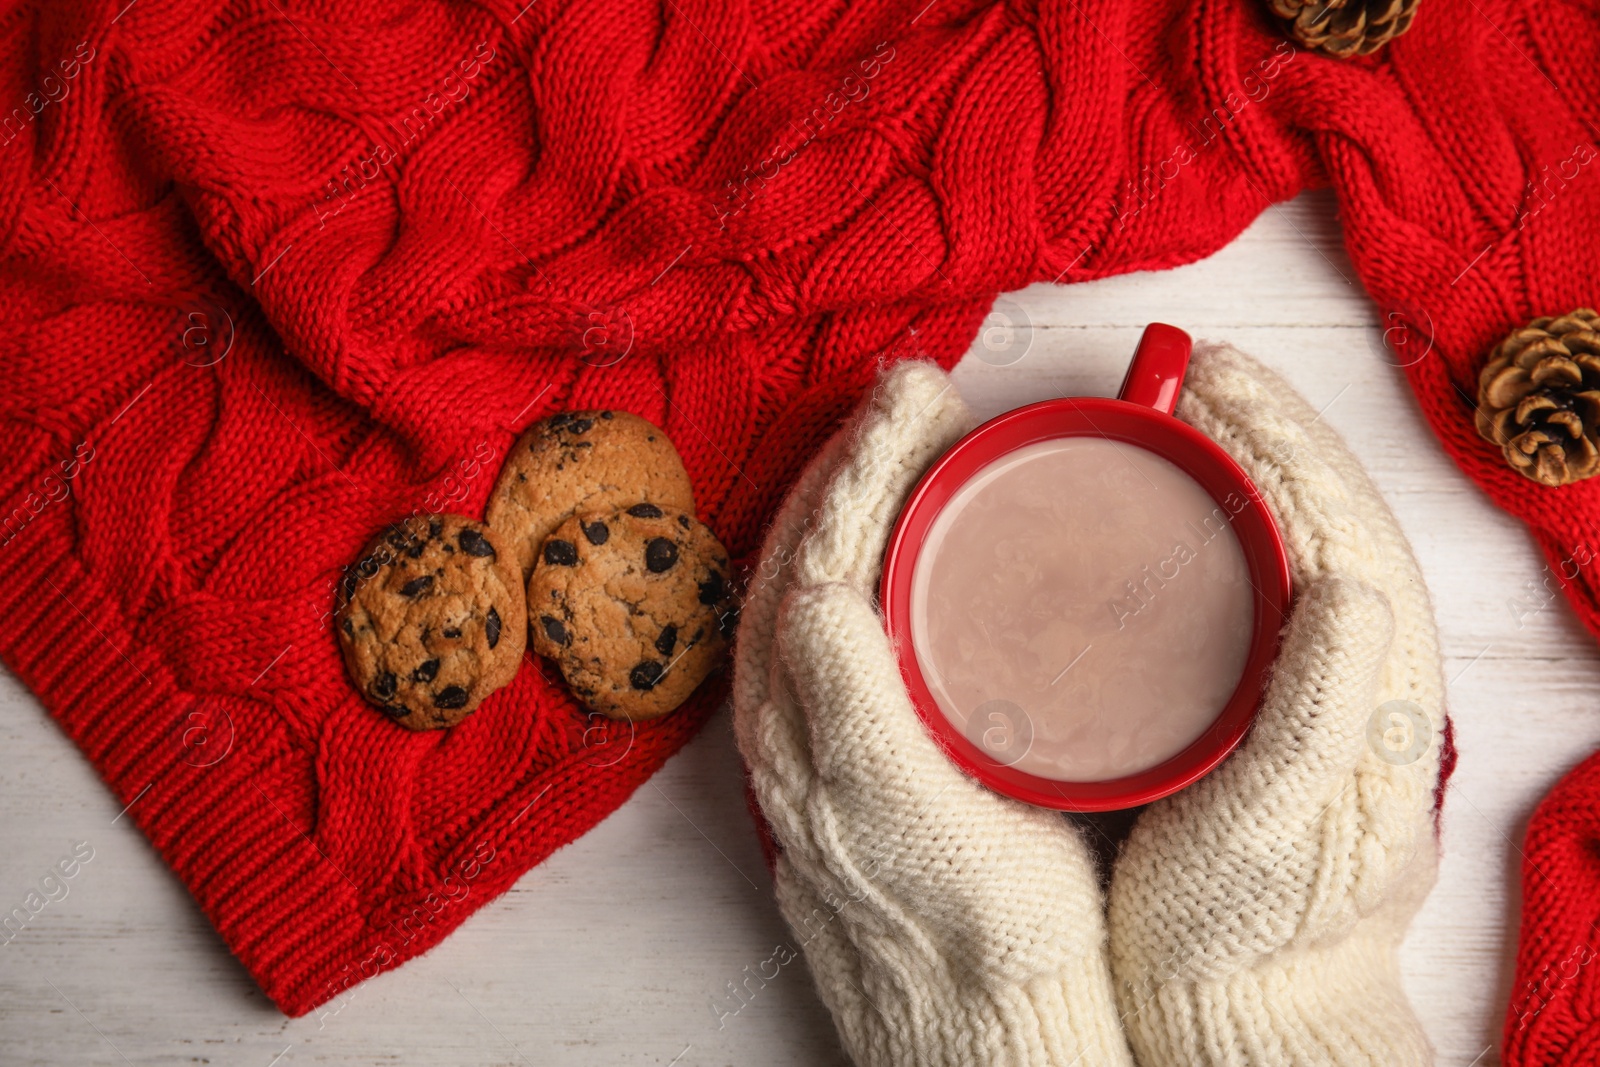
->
[486,410,696,581]
[480,412,694,585]
[337,515,526,730]
[527,505,738,720]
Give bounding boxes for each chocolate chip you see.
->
[400,575,434,598]
[548,413,573,428]
[443,626,462,638]
[434,686,469,709]
[384,526,409,549]
[406,540,426,559]
[429,519,443,540]
[459,529,496,558]
[380,704,408,720]
[544,539,578,566]
[698,570,727,605]
[645,538,678,573]
[569,417,593,434]
[600,410,613,419]
[371,672,397,700]
[628,503,662,518]
[413,659,439,682]
[630,661,663,690]
[541,615,571,646]
[582,520,609,546]
[655,624,678,656]
[342,617,354,637]
[718,606,740,639]
[677,514,690,528]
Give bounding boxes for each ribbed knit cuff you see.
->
[825,957,1133,1067]
[782,855,1132,1067]
[1119,932,1431,1067]
[0,505,381,1013]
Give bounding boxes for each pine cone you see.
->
[1265,0,1419,58]
[1476,309,1600,488]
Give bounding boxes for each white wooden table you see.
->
[2,189,1589,1066]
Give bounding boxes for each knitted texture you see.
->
[1503,752,1600,1066]
[0,0,1590,1019]
[733,361,1135,1067]
[735,350,1449,1065]
[1108,345,1447,1066]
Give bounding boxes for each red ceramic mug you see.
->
[880,324,1292,811]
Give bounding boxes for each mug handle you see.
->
[1116,322,1193,415]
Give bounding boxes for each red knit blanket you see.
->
[2,0,1595,1039]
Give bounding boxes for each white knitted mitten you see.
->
[732,361,1136,1067]
[1108,344,1445,1066]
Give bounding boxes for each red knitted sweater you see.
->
[1,0,1595,1036]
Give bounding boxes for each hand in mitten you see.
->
[1108,344,1447,1066]
[733,362,1135,1067]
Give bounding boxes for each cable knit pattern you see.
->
[0,0,1579,1019]
[738,351,1448,1066]
[733,362,1135,1067]
[1108,344,1447,1067]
